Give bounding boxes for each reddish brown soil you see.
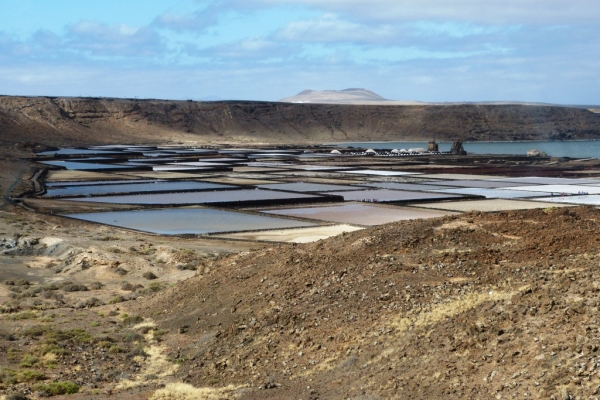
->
[128,206,600,399]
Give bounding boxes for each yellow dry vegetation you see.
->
[150,383,247,400]
[389,287,526,333]
[116,344,179,390]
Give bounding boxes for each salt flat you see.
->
[503,184,600,194]
[415,199,574,212]
[213,224,364,243]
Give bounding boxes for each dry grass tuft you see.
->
[150,383,246,400]
[116,345,178,390]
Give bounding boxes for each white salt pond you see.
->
[416,199,575,212]
[430,187,552,199]
[323,189,464,202]
[65,208,318,235]
[44,181,235,197]
[46,179,162,187]
[65,189,329,205]
[421,180,534,188]
[490,177,600,185]
[258,182,367,192]
[503,184,600,194]
[39,161,135,170]
[344,170,420,176]
[213,224,364,243]
[263,203,458,226]
[534,195,600,205]
[354,182,452,191]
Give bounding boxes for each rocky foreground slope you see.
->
[1,95,599,147]
[128,206,600,399]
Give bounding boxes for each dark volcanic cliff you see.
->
[1,95,598,146]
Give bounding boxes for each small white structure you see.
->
[408,147,427,153]
[399,149,408,153]
[365,149,377,154]
[330,149,342,154]
[390,149,399,153]
[527,149,547,157]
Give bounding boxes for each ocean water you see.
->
[334,140,600,158]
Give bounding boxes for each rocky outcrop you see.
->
[1,95,598,146]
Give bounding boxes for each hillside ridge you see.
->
[1,95,599,146]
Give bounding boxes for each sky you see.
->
[0,0,599,104]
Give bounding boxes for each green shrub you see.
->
[98,236,121,241]
[62,284,88,292]
[19,354,39,368]
[17,369,46,383]
[8,310,37,320]
[0,368,46,385]
[109,345,126,354]
[38,344,66,357]
[122,315,144,326]
[152,329,168,342]
[148,282,162,292]
[23,325,49,337]
[123,331,144,343]
[108,295,125,304]
[142,272,158,280]
[130,346,148,358]
[34,380,79,395]
[6,392,31,400]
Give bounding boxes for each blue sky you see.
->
[0,0,598,104]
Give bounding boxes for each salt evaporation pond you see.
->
[344,169,420,176]
[258,182,369,192]
[263,203,457,225]
[489,177,600,185]
[534,195,600,206]
[46,179,161,187]
[39,161,135,170]
[429,187,552,199]
[37,148,122,156]
[66,189,328,205]
[44,181,235,197]
[421,180,535,188]
[355,182,453,191]
[323,189,464,202]
[65,208,317,235]
[503,184,600,194]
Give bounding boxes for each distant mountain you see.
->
[279,90,600,111]
[280,88,424,105]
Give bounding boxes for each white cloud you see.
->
[66,21,164,57]
[154,5,221,32]
[239,0,600,24]
[275,13,395,44]
[190,37,294,62]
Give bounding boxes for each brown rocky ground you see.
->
[129,206,600,400]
